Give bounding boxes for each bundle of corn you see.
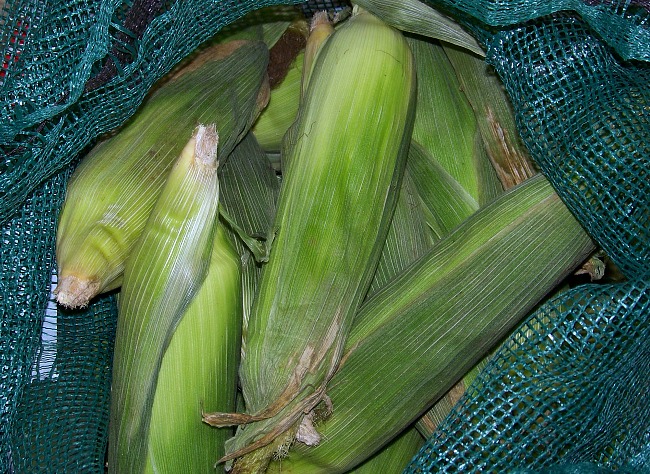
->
[260,174,594,474]
[107,124,225,473]
[53,2,599,473]
[54,30,276,473]
[204,5,594,474]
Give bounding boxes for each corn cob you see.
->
[252,50,304,152]
[107,125,221,474]
[55,40,269,308]
[235,97,431,474]
[415,283,576,439]
[235,78,431,474]
[144,222,242,473]
[204,7,417,471]
[265,175,596,473]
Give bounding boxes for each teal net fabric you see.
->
[0,163,118,471]
[481,15,649,280]
[0,0,648,472]
[434,0,650,61]
[405,279,650,473]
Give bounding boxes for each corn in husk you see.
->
[144,223,242,473]
[204,8,417,471]
[107,125,221,473]
[407,35,503,210]
[55,40,269,308]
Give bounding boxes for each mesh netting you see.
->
[0,0,648,472]
[0,163,118,471]
[8,295,117,472]
[434,0,650,61]
[405,278,650,473]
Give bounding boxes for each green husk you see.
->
[266,425,424,474]
[407,35,503,207]
[144,223,242,473]
[346,427,424,474]
[218,132,281,356]
[265,175,596,473]
[367,164,435,298]
[252,50,304,153]
[300,11,336,99]
[353,0,484,55]
[407,139,480,239]
[415,359,488,437]
[442,43,539,187]
[55,40,269,308]
[406,138,499,437]
[107,125,221,474]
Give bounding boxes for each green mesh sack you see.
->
[0,0,648,473]
[405,279,650,473]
